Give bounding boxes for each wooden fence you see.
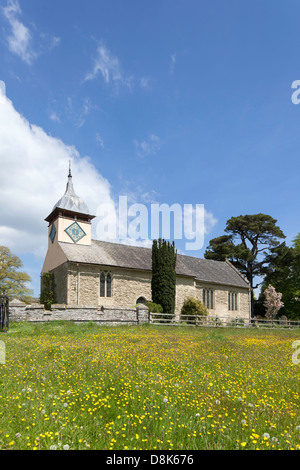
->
[149,313,300,329]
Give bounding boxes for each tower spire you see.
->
[68,160,72,178]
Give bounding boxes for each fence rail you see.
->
[149,313,300,329]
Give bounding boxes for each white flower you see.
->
[63,403,68,407]
[50,445,57,450]
[263,433,270,440]
[215,400,221,405]
[296,425,300,431]
[241,420,246,425]
[15,433,21,439]
[63,444,70,450]
[195,413,200,417]
[163,397,168,403]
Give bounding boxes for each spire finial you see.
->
[68,160,72,178]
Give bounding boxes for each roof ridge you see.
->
[91,239,152,251]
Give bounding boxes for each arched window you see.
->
[228,292,238,311]
[106,273,112,298]
[100,273,105,297]
[136,297,147,305]
[100,272,112,298]
[203,288,214,309]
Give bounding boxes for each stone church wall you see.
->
[48,263,250,321]
[195,281,251,320]
[65,263,153,309]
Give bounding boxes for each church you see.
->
[41,167,251,320]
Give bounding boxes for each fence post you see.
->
[0,295,9,333]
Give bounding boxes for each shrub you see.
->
[263,285,284,319]
[180,297,209,324]
[40,272,56,310]
[146,301,163,313]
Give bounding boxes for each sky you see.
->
[1,0,300,297]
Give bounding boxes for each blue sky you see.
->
[1,0,300,296]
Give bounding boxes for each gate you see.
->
[0,296,9,332]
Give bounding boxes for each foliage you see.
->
[181,297,209,316]
[1,322,300,450]
[260,239,300,319]
[151,239,177,314]
[40,272,57,310]
[146,301,163,313]
[0,246,33,301]
[180,297,209,324]
[263,285,284,319]
[204,214,285,316]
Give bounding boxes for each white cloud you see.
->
[48,111,61,123]
[85,44,133,90]
[2,0,60,64]
[170,53,176,75]
[96,133,104,148]
[140,76,152,91]
[64,96,97,128]
[84,43,152,93]
[2,0,35,64]
[0,90,115,260]
[0,81,6,95]
[133,134,161,158]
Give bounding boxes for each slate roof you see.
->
[59,239,250,289]
[52,174,91,216]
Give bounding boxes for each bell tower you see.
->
[42,162,95,273]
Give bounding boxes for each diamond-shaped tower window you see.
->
[49,223,56,244]
[65,222,86,243]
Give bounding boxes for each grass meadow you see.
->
[0,321,300,450]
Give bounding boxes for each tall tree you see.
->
[40,272,57,310]
[261,238,300,319]
[0,246,32,301]
[151,239,177,314]
[204,214,285,316]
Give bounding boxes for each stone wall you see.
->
[9,301,149,325]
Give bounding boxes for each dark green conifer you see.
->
[151,239,176,314]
